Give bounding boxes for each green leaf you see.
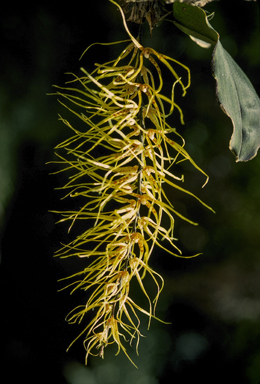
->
[171,2,260,162]
[212,42,260,162]
[172,2,218,46]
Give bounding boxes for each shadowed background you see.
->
[0,1,260,383]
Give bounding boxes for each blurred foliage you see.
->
[0,1,260,383]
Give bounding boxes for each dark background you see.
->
[1,1,260,383]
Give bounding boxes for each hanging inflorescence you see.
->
[51,0,212,367]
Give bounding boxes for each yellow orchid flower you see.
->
[51,0,213,367]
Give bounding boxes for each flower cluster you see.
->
[52,0,212,366]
